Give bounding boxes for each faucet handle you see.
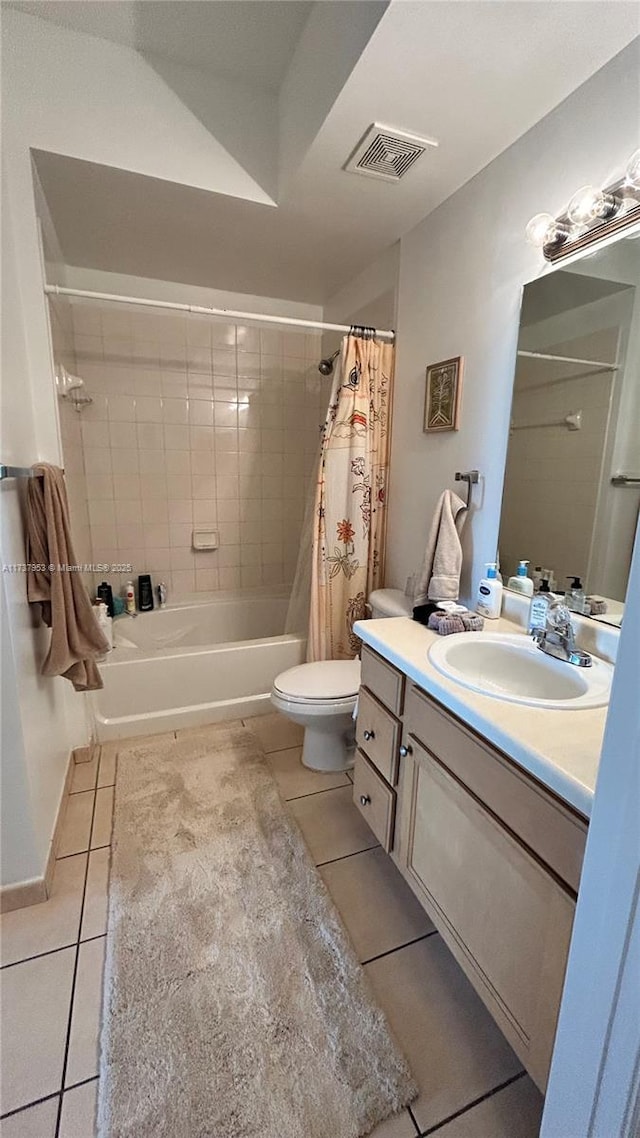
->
[547,602,573,632]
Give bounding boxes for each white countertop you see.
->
[354,616,608,818]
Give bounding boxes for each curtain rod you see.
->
[44,285,396,341]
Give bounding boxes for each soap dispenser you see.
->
[507,560,534,597]
[564,576,586,614]
[528,578,552,633]
[476,563,503,620]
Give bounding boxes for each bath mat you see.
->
[98,720,416,1138]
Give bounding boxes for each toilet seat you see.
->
[273,659,360,705]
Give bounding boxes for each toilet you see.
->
[271,588,412,772]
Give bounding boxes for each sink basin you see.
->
[428,632,612,709]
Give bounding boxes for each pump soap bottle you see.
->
[507,560,534,597]
[564,576,586,614]
[476,563,503,620]
[528,578,552,633]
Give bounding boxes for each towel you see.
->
[413,489,467,605]
[26,463,109,691]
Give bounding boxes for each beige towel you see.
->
[413,489,467,605]
[26,463,109,691]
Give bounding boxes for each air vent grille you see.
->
[344,123,438,183]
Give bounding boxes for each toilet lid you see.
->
[274,659,361,701]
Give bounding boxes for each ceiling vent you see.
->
[344,123,438,183]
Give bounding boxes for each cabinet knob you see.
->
[363,729,375,741]
[360,794,371,806]
[399,744,413,758]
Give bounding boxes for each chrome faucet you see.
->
[532,602,592,667]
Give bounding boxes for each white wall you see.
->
[385,40,640,605]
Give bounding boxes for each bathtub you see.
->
[91,588,306,741]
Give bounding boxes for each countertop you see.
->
[354,616,608,818]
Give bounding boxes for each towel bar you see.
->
[0,465,34,481]
[454,469,479,509]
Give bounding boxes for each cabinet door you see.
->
[403,736,575,1090]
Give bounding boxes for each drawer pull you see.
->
[360,794,371,806]
[363,729,375,741]
[399,744,413,758]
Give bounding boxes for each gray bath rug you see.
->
[98,720,416,1138]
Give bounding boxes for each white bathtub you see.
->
[91,589,306,741]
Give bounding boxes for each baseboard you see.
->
[1,746,77,914]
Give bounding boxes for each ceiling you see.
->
[15,1,640,303]
[9,1,313,92]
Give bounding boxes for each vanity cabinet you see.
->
[354,645,588,1091]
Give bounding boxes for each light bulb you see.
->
[525,213,569,249]
[567,185,618,226]
[625,149,640,191]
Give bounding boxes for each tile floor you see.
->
[0,712,544,1138]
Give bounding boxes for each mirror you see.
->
[499,238,639,627]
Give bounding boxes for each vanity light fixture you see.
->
[526,150,640,262]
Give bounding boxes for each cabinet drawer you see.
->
[405,684,587,892]
[356,687,400,784]
[361,646,405,716]
[353,750,396,851]
[406,737,574,1089]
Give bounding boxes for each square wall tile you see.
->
[108,395,136,422]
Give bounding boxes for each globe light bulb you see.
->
[525,213,568,249]
[567,185,618,226]
[625,149,640,191]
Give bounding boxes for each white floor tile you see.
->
[81,849,111,941]
[364,937,522,1134]
[1,854,86,967]
[430,1074,543,1137]
[65,938,106,1088]
[243,711,304,753]
[367,1107,418,1137]
[70,755,99,794]
[0,1097,59,1138]
[267,746,350,800]
[289,785,379,864]
[320,847,434,962]
[90,787,114,850]
[59,1078,98,1138]
[1,948,75,1114]
[57,793,94,858]
[97,745,117,788]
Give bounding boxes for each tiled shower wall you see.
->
[53,298,329,602]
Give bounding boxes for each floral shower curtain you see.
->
[308,329,395,661]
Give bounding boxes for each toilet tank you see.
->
[368,589,413,619]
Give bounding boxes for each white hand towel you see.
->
[413,490,467,605]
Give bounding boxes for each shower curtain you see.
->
[308,329,395,661]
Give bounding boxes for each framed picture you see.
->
[423,356,463,432]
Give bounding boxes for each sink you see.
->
[428,632,612,709]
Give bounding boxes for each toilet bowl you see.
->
[271,589,412,772]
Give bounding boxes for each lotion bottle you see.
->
[125,580,136,615]
[476,563,503,619]
[507,560,534,596]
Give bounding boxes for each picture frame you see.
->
[423,356,463,432]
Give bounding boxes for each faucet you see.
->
[532,602,592,667]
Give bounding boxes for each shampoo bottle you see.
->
[476,563,503,620]
[507,560,534,597]
[125,580,136,615]
[528,578,552,633]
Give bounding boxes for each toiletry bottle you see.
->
[138,574,154,612]
[507,560,534,597]
[528,578,552,633]
[476,563,503,620]
[93,601,113,651]
[125,580,136,615]
[531,566,543,591]
[564,576,586,614]
[157,582,167,609]
[96,580,114,618]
